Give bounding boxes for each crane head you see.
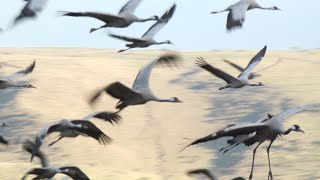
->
[293,125,305,133]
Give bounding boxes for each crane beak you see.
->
[176,99,183,103]
[299,129,305,133]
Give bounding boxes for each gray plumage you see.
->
[0,60,36,89]
[23,139,49,167]
[109,3,176,52]
[195,46,266,90]
[89,53,182,119]
[211,0,281,31]
[61,0,160,33]
[13,0,48,26]
[181,103,320,180]
[46,111,121,147]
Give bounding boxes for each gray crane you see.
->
[89,53,182,120]
[195,46,266,90]
[109,3,176,52]
[13,0,48,26]
[181,103,320,180]
[31,119,112,162]
[61,0,160,33]
[211,0,281,31]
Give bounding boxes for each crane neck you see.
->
[154,97,174,102]
[138,17,155,22]
[283,128,293,135]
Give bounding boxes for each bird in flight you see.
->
[195,46,267,90]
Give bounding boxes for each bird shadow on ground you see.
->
[0,80,39,146]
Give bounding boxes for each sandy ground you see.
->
[0,48,319,180]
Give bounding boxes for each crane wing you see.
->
[1,60,35,81]
[13,0,47,25]
[226,4,247,31]
[89,81,142,105]
[70,120,112,145]
[142,3,176,39]
[132,53,181,90]
[27,0,48,12]
[61,12,124,24]
[81,111,121,125]
[109,33,145,43]
[22,168,49,180]
[195,57,238,84]
[23,139,49,167]
[238,46,267,79]
[59,166,90,180]
[275,103,320,122]
[180,123,267,151]
[118,0,143,15]
[32,122,62,161]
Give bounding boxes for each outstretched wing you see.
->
[195,57,238,84]
[238,46,267,79]
[180,123,267,151]
[132,53,181,90]
[226,4,247,31]
[89,81,142,105]
[13,0,48,26]
[275,103,320,122]
[70,120,112,145]
[22,168,48,180]
[1,60,35,81]
[32,122,61,161]
[81,111,121,125]
[118,0,143,15]
[142,3,176,39]
[61,11,124,24]
[60,166,90,180]
[23,139,49,167]
[109,33,145,43]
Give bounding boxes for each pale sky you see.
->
[0,0,319,50]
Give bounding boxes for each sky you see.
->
[0,0,319,50]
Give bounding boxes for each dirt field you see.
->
[0,48,319,180]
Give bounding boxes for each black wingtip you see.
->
[25,60,36,74]
[259,45,267,56]
[99,133,113,145]
[93,112,122,126]
[194,57,208,67]
[179,143,192,152]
